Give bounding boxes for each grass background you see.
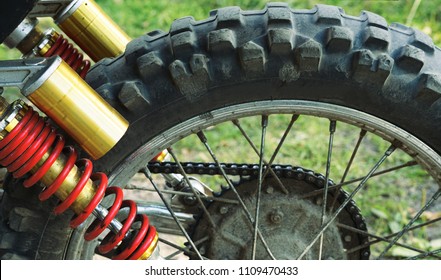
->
[0,0,439,100]
[93,0,441,44]
[0,0,440,59]
[0,0,439,258]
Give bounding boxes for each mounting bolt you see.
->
[199,246,206,255]
[219,206,229,215]
[362,250,370,259]
[269,209,284,224]
[344,235,352,242]
[183,195,197,206]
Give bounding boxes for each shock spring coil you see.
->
[0,104,158,260]
[41,32,91,79]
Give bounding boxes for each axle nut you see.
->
[269,209,284,224]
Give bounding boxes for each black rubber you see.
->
[1,3,440,259]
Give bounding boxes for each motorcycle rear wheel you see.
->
[1,3,440,260]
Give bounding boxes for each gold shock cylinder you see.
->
[27,58,129,160]
[1,97,158,258]
[35,147,96,214]
[57,0,131,61]
[138,234,159,260]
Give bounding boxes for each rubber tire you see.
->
[1,3,440,259]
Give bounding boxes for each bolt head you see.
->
[183,195,197,205]
[219,206,228,215]
[199,246,206,255]
[269,209,284,224]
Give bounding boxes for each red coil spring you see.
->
[0,107,157,260]
[43,34,91,79]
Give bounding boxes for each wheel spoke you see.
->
[299,160,418,200]
[159,238,192,259]
[335,160,419,190]
[166,148,217,229]
[377,188,441,259]
[232,118,290,194]
[329,129,367,211]
[261,114,299,181]
[319,120,336,260]
[340,129,367,183]
[337,223,441,259]
[164,249,184,260]
[126,183,240,204]
[196,130,276,260]
[407,249,441,260]
[160,236,210,260]
[346,216,441,255]
[141,166,205,260]
[252,115,268,259]
[297,144,396,259]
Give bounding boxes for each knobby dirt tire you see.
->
[1,3,440,259]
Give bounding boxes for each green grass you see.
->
[100,0,441,43]
[1,0,439,104]
[92,0,441,42]
[1,0,439,259]
[1,0,440,59]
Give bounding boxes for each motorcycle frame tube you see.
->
[55,0,131,61]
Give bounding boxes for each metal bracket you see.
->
[3,1,81,51]
[27,0,78,18]
[0,56,62,96]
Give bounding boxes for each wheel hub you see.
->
[191,173,370,259]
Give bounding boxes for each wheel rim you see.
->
[100,100,441,260]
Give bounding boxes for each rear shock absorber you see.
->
[0,56,161,259]
[3,18,92,79]
[39,29,91,79]
[53,0,131,62]
[3,0,131,72]
[0,55,163,260]
[0,97,159,259]
[0,1,161,258]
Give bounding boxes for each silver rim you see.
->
[106,100,441,260]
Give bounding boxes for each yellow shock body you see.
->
[56,0,131,61]
[26,57,128,160]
